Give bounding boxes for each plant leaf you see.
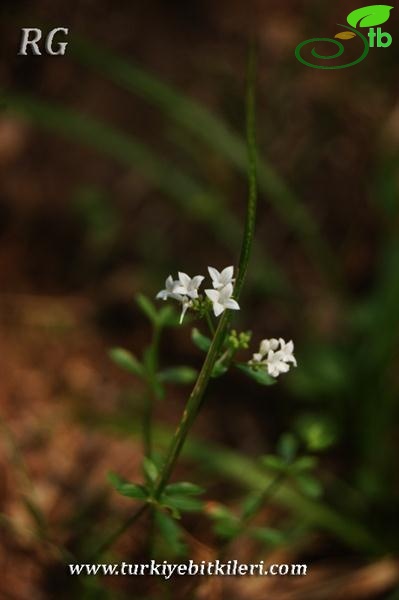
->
[236,364,276,386]
[250,526,286,546]
[211,362,228,378]
[108,347,144,377]
[158,366,198,385]
[158,305,179,327]
[164,482,205,496]
[191,328,212,352]
[294,473,323,498]
[335,31,357,40]
[347,5,393,28]
[154,510,186,556]
[108,472,148,499]
[277,433,298,463]
[142,457,159,484]
[259,455,286,472]
[136,294,159,324]
[161,493,204,513]
[214,519,241,539]
[293,456,318,472]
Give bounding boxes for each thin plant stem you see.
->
[89,504,148,561]
[205,312,216,336]
[216,472,285,566]
[142,391,153,460]
[239,472,285,533]
[235,42,258,300]
[143,324,162,460]
[92,42,259,558]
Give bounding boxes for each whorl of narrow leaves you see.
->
[191,328,212,352]
[259,433,323,499]
[108,467,205,517]
[108,472,148,499]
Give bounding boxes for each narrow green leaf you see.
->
[158,305,179,327]
[161,494,203,513]
[142,457,159,484]
[158,367,198,385]
[240,492,263,519]
[154,510,186,557]
[294,474,323,498]
[205,503,237,522]
[214,519,240,539]
[260,455,286,472]
[236,364,276,386]
[108,472,148,499]
[191,328,212,352]
[164,482,204,496]
[277,433,298,463]
[136,294,159,324]
[211,363,228,378]
[250,526,286,546]
[293,456,318,472]
[295,414,337,452]
[108,348,144,377]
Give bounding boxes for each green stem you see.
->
[143,324,162,460]
[205,312,216,336]
[142,391,153,460]
[235,43,258,300]
[239,472,285,529]
[89,504,148,561]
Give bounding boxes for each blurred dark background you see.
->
[0,1,399,598]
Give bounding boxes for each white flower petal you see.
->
[213,302,225,317]
[270,338,279,350]
[205,289,219,302]
[173,285,188,295]
[178,272,191,288]
[208,266,220,283]
[224,298,240,311]
[191,275,205,289]
[219,283,234,300]
[221,266,234,281]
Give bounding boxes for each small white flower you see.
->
[156,274,194,325]
[252,338,279,363]
[208,266,235,290]
[174,272,205,300]
[250,337,297,378]
[156,275,181,301]
[277,338,297,367]
[265,350,291,378]
[205,283,240,317]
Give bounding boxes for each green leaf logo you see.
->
[347,5,393,28]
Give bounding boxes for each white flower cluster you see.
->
[156,266,240,323]
[251,338,297,378]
